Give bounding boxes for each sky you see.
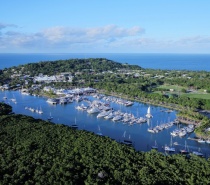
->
[0,0,210,53]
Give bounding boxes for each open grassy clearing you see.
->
[182,93,210,99]
[157,84,186,91]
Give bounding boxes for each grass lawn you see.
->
[182,93,210,99]
[157,84,185,91]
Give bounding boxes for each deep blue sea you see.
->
[0,53,210,71]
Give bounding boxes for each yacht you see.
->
[112,115,122,122]
[59,98,67,104]
[137,117,147,123]
[70,118,78,129]
[104,113,114,120]
[147,127,156,133]
[197,138,205,143]
[206,139,210,144]
[47,112,53,120]
[151,140,158,150]
[192,151,203,157]
[124,101,134,106]
[164,146,175,152]
[179,141,189,154]
[46,98,57,104]
[87,107,100,114]
[164,137,175,152]
[75,104,88,111]
[97,111,110,118]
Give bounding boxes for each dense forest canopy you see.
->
[1,111,210,184]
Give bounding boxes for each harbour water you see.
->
[1,90,210,157]
[1,53,210,71]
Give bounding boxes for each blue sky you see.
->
[0,1,210,53]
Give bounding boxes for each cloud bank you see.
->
[0,22,210,53]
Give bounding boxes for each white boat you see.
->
[192,150,203,157]
[75,104,88,111]
[206,139,210,144]
[97,111,110,118]
[178,130,187,137]
[122,132,133,146]
[146,106,153,118]
[197,138,205,143]
[46,98,57,104]
[112,115,122,122]
[70,118,78,129]
[164,136,175,152]
[179,141,189,154]
[147,127,156,133]
[164,146,175,152]
[48,112,53,120]
[87,107,100,114]
[96,126,103,136]
[136,117,147,123]
[151,140,158,150]
[59,98,67,104]
[104,113,114,120]
[124,101,134,106]
[3,92,7,99]
[38,106,43,114]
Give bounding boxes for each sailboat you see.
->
[146,106,153,118]
[164,136,175,152]
[179,140,189,154]
[151,140,158,150]
[147,120,156,133]
[3,91,7,100]
[70,118,78,129]
[10,94,17,103]
[122,131,133,146]
[96,125,103,136]
[38,106,43,114]
[192,148,204,157]
[47,112,53,120]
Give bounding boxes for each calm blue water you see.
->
[0,53,210,71]
[1,90,210,157]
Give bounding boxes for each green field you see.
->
[182,93,210,99]
[157,84,186,91]
[156,84,210,100]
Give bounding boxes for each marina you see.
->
[1,90,210,157]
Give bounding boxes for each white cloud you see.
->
[0,22,210,53]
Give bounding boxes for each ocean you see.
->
[0,53,210,71]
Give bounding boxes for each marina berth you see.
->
[1,88,206,158]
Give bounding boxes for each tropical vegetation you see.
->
[0,105,210,184]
